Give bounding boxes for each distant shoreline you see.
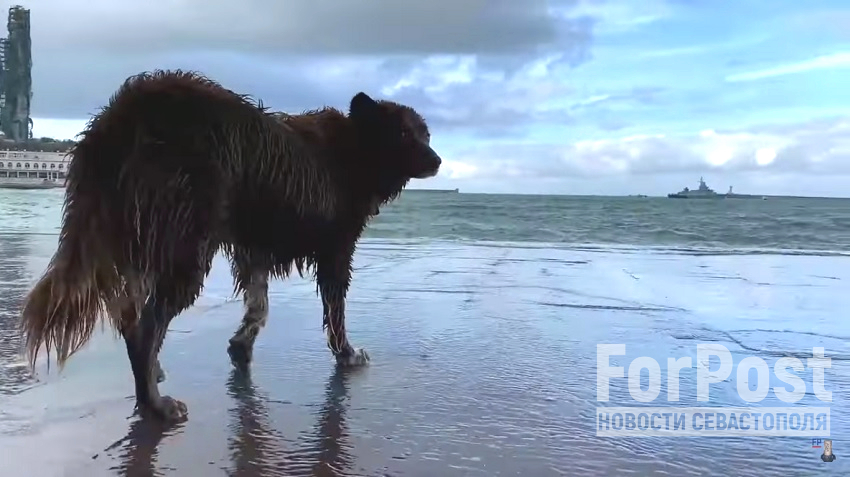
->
[405,188,460,193]
[402,191,849,199]
[654,194,846,200]
[2,189,846,200]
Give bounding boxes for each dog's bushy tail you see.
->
[20,251,123,371]
[20,127,130,371]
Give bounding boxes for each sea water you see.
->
[0,188,847,476]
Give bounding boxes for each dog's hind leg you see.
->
[110,278,166,385]
[317,242,370,367]
[122,293,188,422]
[227,255,270,369]
[122,240,218,422]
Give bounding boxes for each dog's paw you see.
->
[140,396,188,423]
[227,339,254,369]
[336,347,370,367]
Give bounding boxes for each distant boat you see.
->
[667,177,720,199]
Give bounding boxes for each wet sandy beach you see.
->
[0,233,848,476]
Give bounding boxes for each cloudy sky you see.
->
[19,0,850,196]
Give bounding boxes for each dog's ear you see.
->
[349,92,380,123]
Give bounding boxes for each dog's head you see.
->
[348,92,441,207]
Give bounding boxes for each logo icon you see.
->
[821,439,836,463]
[812,438,823,449]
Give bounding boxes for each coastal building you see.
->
[0,149,69,188]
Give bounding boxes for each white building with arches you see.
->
[0,149,70,189]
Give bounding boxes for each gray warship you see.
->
[667,177,765,199]
[667,177,719,199]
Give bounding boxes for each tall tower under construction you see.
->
[0,5,31,142]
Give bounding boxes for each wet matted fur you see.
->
[19,69,441,422]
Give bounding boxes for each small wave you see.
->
[0,232,60,237]
[535,301,682,313]
[359,238,850,258]
[0,231,845,258]
[4,221,848,258]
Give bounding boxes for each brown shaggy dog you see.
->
[19,70,441,422]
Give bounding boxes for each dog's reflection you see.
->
[305,365,358,477]
[226,366,359,476]
[106,364,360,476]
[225,366,283,475]
[104,407,183,476]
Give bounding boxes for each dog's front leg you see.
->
[316,243,370,366]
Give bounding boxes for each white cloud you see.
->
[755,148,777,166]
[635,35,769,59]
[381,54,576,136]
[443,117,850,180]
[725,52,850,82]
[440,160,479,180]
[561,0,672,34]
[381,56,477,97]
